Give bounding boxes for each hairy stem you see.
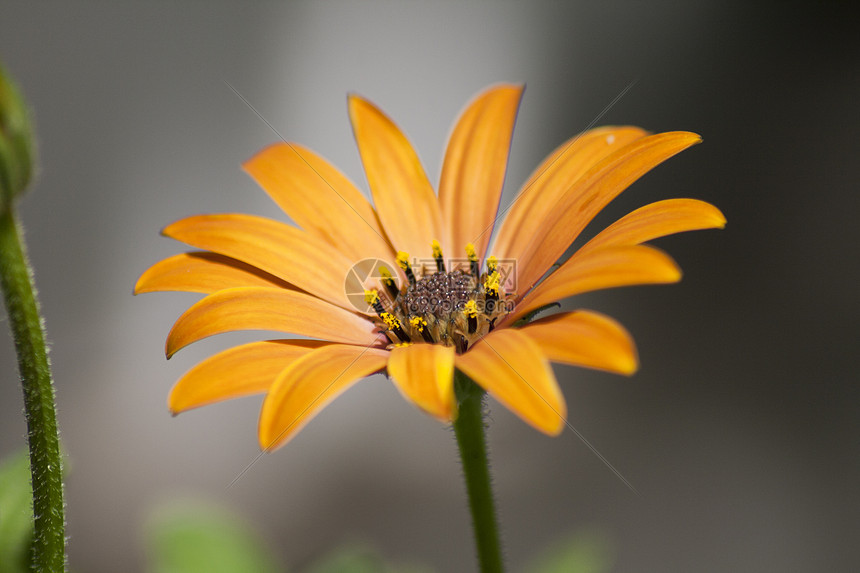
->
[453,369,503,573]
[0,206,66,571]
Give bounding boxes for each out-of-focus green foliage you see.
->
[303,542,434,573]
[0,64,35,211]
[0,450,34,573]
[525,529,615,573]
[144,500,282,573]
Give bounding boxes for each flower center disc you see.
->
[382,268,507,352]
[401,269,474,321]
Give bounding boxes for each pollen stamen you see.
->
[396,251,416,286]
[484,271,500,299]
[410,315,434,343]
[464,299,478,334]
[484,270,500,316]
[431,239,445,273]
[465,243,479,279]
[379,266,399,299]
[364,289,385,315]
[381,311,410,343]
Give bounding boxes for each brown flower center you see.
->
[366,243,511,353]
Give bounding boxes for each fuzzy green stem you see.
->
[453,369,503,573]
[0,206,66,572]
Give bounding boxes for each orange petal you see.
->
[505,245,682,325]
[165,287,382,357]
[438,84,524,261]
[519,310,638,375]
[258,344,389,450]
[514,131,701,297]
[134,252,291,295]
[576,198,726,257]
[169,339,330,414]
[243,143,396,263]
[456,329,565,435]
[492,126,648,263]
[349,94,445,260]
[163,213,355,309]
[387,343,456,421]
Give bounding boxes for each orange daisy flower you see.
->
[135,85,724,450]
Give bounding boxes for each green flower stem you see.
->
[0,206,66,572]
[453,369,504,573]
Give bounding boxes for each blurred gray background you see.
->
[1,2,858,572]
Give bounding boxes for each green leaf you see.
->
[0,63,36,210]
[144,500,282,573]
[525,529,614,573]
[302,542,435,573]
[0,449,34,573]
[303,543,386,573]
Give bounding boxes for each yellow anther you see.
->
[431,239,446,272]
[484,271,500,296]
[396,251,410,270]
[409,316,427,332]
[378,265,400,298]
[397,251,417,285]
[431,239,443,259]
[381,312,401,329]
[465,243,478,262]
[487,255,498,272]
[364,289,380,306]
[464,300,479,318]
[393,342,413,348]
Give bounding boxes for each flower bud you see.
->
[0,64,35,211]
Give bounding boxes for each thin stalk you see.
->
[0,206,66,572]
[453,369,503,573]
